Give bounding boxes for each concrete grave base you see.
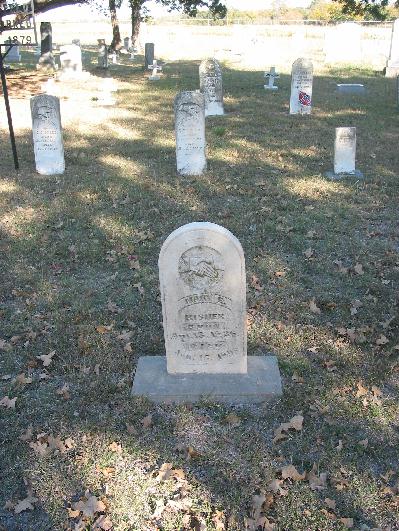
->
[131,355,282,404]
[325,170,364,180]
[264,85,278,91]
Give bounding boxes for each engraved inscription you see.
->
[178,246,224,290]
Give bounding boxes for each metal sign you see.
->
[0,1,38,170]
[0,1,38,46]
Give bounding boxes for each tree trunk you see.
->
[129,0,144,47]
[109,0,122,50]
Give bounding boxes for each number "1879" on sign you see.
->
[5,35,32,44]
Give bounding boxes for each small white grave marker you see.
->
[264,66,279,91]
[31,94,65,175]
[148,59,162,81]
[174,91,206,176]
[326,127,363,179]
[59,44,82,78]
[199,58,224,116]
[289,58,313,115]
[131,222,282,403]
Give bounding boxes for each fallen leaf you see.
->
[309,299,321,315]
[73,494,106,518]
[376,334,389,346]
[96,325,113,334]
[108,442,122,453]
[340,518,354,528]
[157,462,173,481]
[117,330,133,342]
[14,496,38,514]
[267,479,288,496]
[303,248,315,259]
[124,342,133,352]
[353,263,364,275]
[324,498,336,510]
[280,464,305,481]
[56,384,70,400]
[29,440,49,456]
[67,507,80,518]
[141,414,152,428]
[15,373,33,385]
[307,464,327,491]
[291,372,304,384]
[335,440,343,451]
[20,426,33,442]
[355,381,368,398]
[223,412,241,427]
[0,396,17,409]
[36,350,55,367]
[359,438,368,448]
[93,515,113,530]
[334,260,349,274]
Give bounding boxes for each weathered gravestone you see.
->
[145,42,154,70]
[5,44,21,63]
[97,39,108,69]
[199,58,224,116]
[336,83,366,95]
[386,19,399,78]
[38,22,56,71]
[326,127,363,179]
[174,91,206,175]
[132,222,282,403]
[289,58,313,115]
[59,44,82,77]
[31,94,65,175]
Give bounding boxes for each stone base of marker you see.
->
[325,169,364,180]
[132,355,282,404]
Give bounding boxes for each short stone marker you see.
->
[264,66,279,91]
[336,83,366,95]
[97,39,108,69]
[59,44,82,77]
[30,94,65,175]
[326,127,363,179]
[5,44,21,63]
[145,42,154,70]
[199,58,224,116]
[38,22,56,71]
[386,19,399,78]
[132,222,282,403]
[174,91,207,175]
[289,58,313,115]
[148,59,162,81]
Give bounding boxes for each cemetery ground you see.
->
[0,49,399,531]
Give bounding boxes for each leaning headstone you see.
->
[289,58,313,115]
[326,127,363,179]
[59,44,82,77]
[97,39,108,69]
[264,66,279,91]
[145,42,154,69]
[132,222,282,403]
[30,94,65,175]
[386,19,399,78]
[174,91,206,176]
[5,44,21,63]
[38,22,56,71]
[199,58,224,116]
[336,83,366,95]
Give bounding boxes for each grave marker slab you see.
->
[326,127,363,179]
[31,94,65,175]
[145,42,154,69]
[386,19,399,78]
[289,58,313,115]
[336,83,366,95]
[5,44,21,63]
[199,58,224,116]
[132,222,282,403]
[174,91,206,175]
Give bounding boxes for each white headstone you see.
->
[30,94,65,175]
[386,19,399,77]
[334,127,356,175]
[289,58,313,115]
[59,44,82,77]
[174,91,206,176]
[264,66,279,91]
[199,58,224,116]
[325,23,362,65]
[148,59,162,80]
[131,223,282,403]
[159,222,247,374]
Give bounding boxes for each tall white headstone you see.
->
[199,58,224,116]
[131,222,282,403]
[174,91,206,176]
[30,94,65,175]
[289,58,313,115]
[386,19,399,78]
